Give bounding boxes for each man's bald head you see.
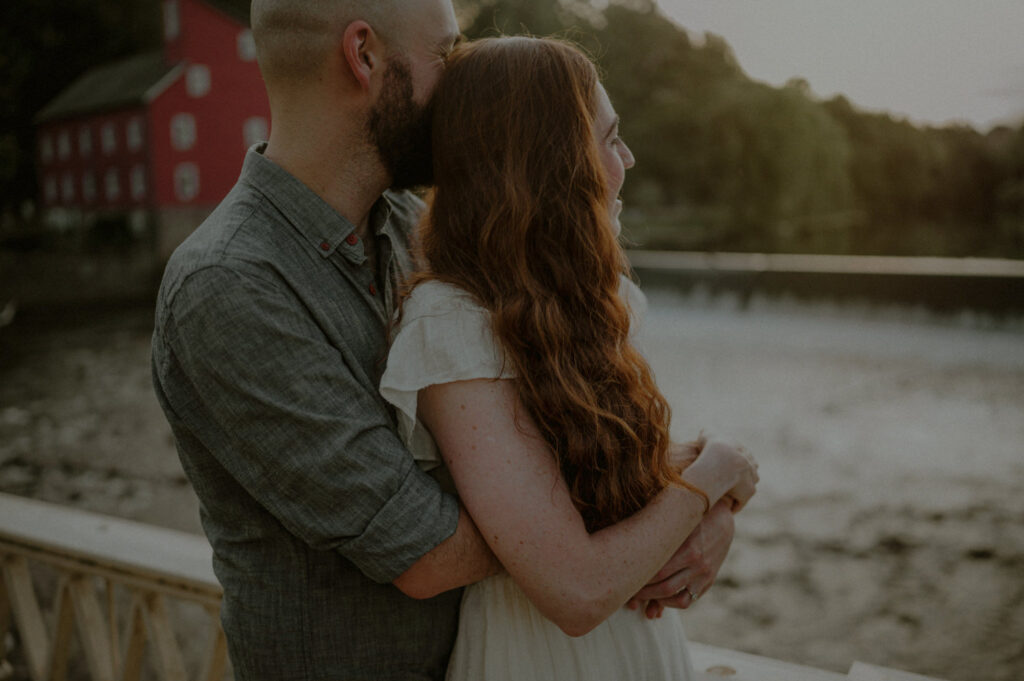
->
[251,0,411,84]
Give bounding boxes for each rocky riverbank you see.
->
[1,294,1022,681]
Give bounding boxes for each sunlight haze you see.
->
[656,0,1024,130]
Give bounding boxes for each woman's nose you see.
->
[620,142,635,170]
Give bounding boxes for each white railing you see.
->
[626,249,1024,278]
[0,492,226,681]
[0,492,945,681]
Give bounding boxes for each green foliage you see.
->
[456,0,1023,257]
[3,0,1022,257]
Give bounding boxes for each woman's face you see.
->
[594,84,635,236]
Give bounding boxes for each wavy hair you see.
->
[412,37,679,531]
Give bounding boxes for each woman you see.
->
[380,37,758,680]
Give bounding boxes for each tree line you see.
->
[457,0,1024,257]
[2,0,1022,257]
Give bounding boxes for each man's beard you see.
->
[367,57,433,190]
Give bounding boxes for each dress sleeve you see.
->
[380,282,513,467]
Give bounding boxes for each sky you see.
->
[655,0,1024,131]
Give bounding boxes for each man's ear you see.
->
[341,20,381,91]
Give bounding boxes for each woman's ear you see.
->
[341,20,380,91]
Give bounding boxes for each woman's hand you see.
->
[627,498,735,618]
[720,443,758,511]
[668,436,705,473]
[719,444,757,511]
[681,439,759,512]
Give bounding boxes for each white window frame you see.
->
[174,163,200,202]
[163,0,180,42]
[186,65,212,98]
[82,172,97,203]
[102,123,117,155]
[130,165,147,201]
[105,168,121,201]
[41,135,54,163]
[127,117,145,152]
[78,127,92,158]
[57,130,71,160]
[170,113,197,151]
[44,176,58,203]
[61,173,75,202]
[237,30,257,61]
[242,117,269,148]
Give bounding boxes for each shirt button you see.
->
[319,241,330,251]
[345,233,359,246]
[368,284,377,296]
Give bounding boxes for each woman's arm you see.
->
[417,378,756,637]
[628,499,736,617]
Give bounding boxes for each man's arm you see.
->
[393,504,502,598]
[158,264,490,586]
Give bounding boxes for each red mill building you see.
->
[34,0,269,258]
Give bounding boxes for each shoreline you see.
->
[2,293,1022,681]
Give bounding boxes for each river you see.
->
[0,288,1022,681]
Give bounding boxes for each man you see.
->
[151,0,736,678]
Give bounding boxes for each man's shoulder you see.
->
[158,184,293,306]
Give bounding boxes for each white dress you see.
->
[380,279,698,681]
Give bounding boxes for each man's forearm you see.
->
[393,504,502,599]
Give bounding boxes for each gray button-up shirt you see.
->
[151,145,462,680]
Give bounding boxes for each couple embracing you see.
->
[151,0,758,679]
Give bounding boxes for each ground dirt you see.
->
[1,292,1022,681]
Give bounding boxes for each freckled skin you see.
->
[418,377,751,636]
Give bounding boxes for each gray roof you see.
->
[35,51,179,124]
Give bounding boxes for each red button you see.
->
[345,233,359,246]
[319,241,330,251]
[368,284,377,296]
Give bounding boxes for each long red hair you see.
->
[412,37,678,531]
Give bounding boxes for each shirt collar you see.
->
[239,143,398,265]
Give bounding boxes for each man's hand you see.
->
[627,498,735,618]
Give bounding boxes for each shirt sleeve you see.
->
[155,263,458,583]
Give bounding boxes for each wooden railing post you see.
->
[106,579,120,675]
[0,492,226,681]
[0,574,10,661]
[67,575,116,681]
[2,555,49,681]
[199,606,228,681]
[141,593,187,681]
[49,577,75,681]
[119,597,148,681]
